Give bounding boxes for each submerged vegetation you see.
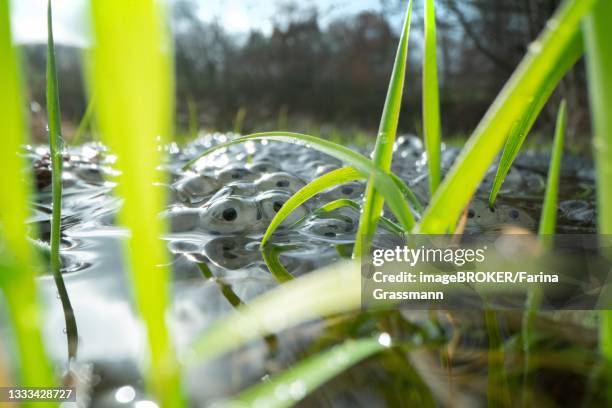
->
[0,0,611,407]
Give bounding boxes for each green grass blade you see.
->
[261,245,297,283]
[184,132,416,232]
[315,199,406,235]
[538,100,567,236]
[583,0,612,362]
[488,33,582,208]
[89,1,185,406]
[197,263,244,308]
[354,0,412,257]
[316,198,361,213]
[423,0,442,195]
[228,337,385,408]
[390,173,424,213]
[186,261,360,364]
[0,0,55,393]
[417,0,596,234]
[72,95,95,144]
[261,167,361,247]
[46,0,79,361]
[484,310,511,408]
[522,100,566,404]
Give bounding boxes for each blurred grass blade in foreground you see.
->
[423,0,442,195]
[228,337,386,408]
[354,0,412,257]
[416,0,596,234]
[89,0,185,406]
[583,0,612,362]
[0,0,55,393]
[188,261,360,363]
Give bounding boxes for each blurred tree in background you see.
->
[22,0,590,147]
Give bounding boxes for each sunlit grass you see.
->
[89,0,185,406]
[422,0,441,195]
[0,0,55,396]
[417,0,595,233]
[488,33,582,208]
[354,0,412,257]
[522,100,566,404]
[583,0,612,362]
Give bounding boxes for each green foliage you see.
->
[423,0,442,195]
[416,0,595,234]
[89,0,185,406]
[522,100,567,403]
[228,337,385,408]
[261,167,361,247]
[488,33,582,208]
[538,100,567,236]
[46,0,78,361]
[261,245,297,283]
[354,1,412,257]
[0,0,55,395]
[583,0,612,362]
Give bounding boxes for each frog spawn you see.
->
[23,132,597,406]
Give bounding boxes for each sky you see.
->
[11,0,393,47]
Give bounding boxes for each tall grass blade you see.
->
[47,0,79,361]
[583,0,612,362]
[538,100,566,237]
[0,0,55,392]
[184,132,416,231]
[354,0,412,257]
[89,1,185,406]
[261,167,361,247]
[228,337,385,408]
[522,100,566,404]
[423,0,442,195]
[416,0,596,234]
[187,261,360,364]
[488,34,582,208]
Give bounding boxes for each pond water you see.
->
[14,134,602,406]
